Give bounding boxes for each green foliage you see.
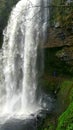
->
[70,87,73,102]
[56,79,73,130]
[59,80,73,96]
[56,102,73,130]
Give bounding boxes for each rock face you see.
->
[41,27,73,66]
[0,118,37,130]
[42,28,73,48]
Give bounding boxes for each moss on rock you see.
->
[57,79,73,112]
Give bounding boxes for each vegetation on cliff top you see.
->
[51,0,73,33]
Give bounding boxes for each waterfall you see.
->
[0,0,49,122]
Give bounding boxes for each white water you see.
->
[0,0,49,124]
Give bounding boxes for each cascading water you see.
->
[0,0,49,124]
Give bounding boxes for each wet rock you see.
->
[0,118,37,130]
